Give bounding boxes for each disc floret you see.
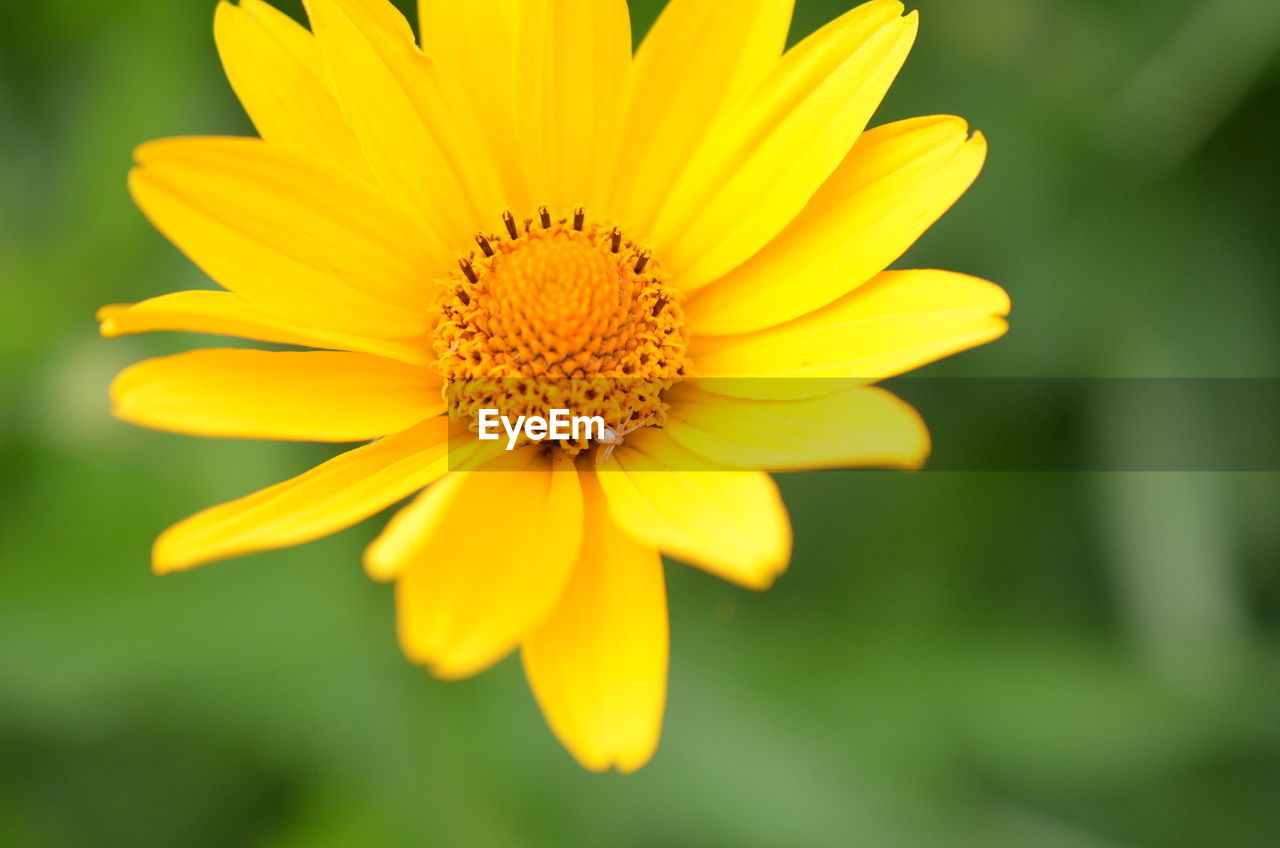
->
[434,209,690,455]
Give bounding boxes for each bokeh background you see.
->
[2,0,1279,845]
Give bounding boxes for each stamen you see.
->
[475,235,494,257]
[459,258,479,284]
[538,206,552,229]
[634,251,651,274]
[573,207,585,231]
[502,210,519,240]
[610,227,622,254]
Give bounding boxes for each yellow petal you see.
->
[688,115,988,335]
[362,484,444,584]
[153,417,458,574]
[213,0,368,175]
[361,441,508,583]
[303,0,500,250]
[663,384,930,471]
[391,449,585,679]
[417,0,531,212]
[597,430,791,590]
[130,137,437,340]
[522,474,667,773]
[608,0,793,235]
[690,270,1010,399]
[510,0,631,212]
[648,1,917,292]
[98,291,432,366]
[110,349,442,442]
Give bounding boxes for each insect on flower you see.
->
[594,414,649,468]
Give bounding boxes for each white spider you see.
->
[594,416,646,467]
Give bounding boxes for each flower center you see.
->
[434,208,690,455]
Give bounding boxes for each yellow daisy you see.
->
[100,0,1009,772]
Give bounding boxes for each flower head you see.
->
[101,0,1009,772]
[436,210,689,453]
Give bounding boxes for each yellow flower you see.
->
[100,0,1009,772]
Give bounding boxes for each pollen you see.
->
[434,208,690,454]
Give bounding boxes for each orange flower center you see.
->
[434,208,690,455]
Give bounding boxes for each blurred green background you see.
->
[2,0,1279,845]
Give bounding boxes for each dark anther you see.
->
[610,227,622,253]
[502,210,519,239]
[651,296,667,317]
[459,259,479,285]
[475,235,494,257]
[457,289,471,306]
[573,207,585,231]
[634,251,651,274]
[539,206,552,228]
